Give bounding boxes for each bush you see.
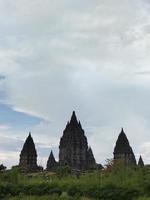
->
[99,187,139,200]
[22,183,62,196]
[67,185,82,197]
[83,183,140,200]
[0,182,62,198]
[57,166,71,178]
[0,167,150,199]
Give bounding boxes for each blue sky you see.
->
[0,103,41,129]
[0,0,150,168]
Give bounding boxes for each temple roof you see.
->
[138,155,144,167]
[87,147,96,163]
[78,121,83,130]
[88,147,94,156]
[69,111,79,127]
[47,150,57,170]
[21,132,37,156]
[47,150,56,164]
[60,111,87,149]
[114,128,133,154]
[63,111,84,134]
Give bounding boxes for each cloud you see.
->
[0,132,23,168]
[138,142,150,164]
[134,71,150,75]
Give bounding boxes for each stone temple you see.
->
[113,128,136,166]
[59,111,96,171]
[46,150,58,171]
[19,133,39,171]
[138,155,144,167]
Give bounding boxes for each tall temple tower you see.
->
[19,133,38,171]
[59,111,96,171]
[113,128,136,166]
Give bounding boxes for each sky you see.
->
[0,0,150,168]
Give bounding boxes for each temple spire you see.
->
[121,127,124,133]
[138,155,144,167]
[78,121,82,130]
[120,128,127,139]
[19,133,38,171]
[114,128,136,166]
[70,111,78,126]
[46,150,57,171]
[114,128,130,154]
[49,150,55,162]
[87,146,96,169]
[65,121,70,129]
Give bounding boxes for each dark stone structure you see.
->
[46,150,58,171]
[87,147,96,169]
[59,111,96,171]
[19,133,39,171]
[138,155,144,167]
[113,128,136,166]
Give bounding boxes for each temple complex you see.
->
[59,111,96,171]
[113,128,136,166]
[18,114,146,172]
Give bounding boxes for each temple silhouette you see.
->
[46,150,57,171]
[113,128,136,166]
[19,133,39,171]
[59,111,96,170]
[19,111,144,172]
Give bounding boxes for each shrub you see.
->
[22,183,62,196]
[57,166,71,177]
[67,185,82,197]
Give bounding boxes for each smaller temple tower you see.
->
[138,155,144,167]
[87,147,96,169]
[113,128,136,166]
[19,132,38,171]
[46,151,57,171]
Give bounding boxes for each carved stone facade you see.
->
[19,133,38,171]
[59,111,96,170]
[46,151,58,171]
[113,128,136,166]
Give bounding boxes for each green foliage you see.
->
[67,185,82,197]
[1,166,150,199]
[0,168,21,184]
[8,195,72,200]
[57,165,71,177]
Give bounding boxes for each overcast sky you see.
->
[0,0,150,168]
